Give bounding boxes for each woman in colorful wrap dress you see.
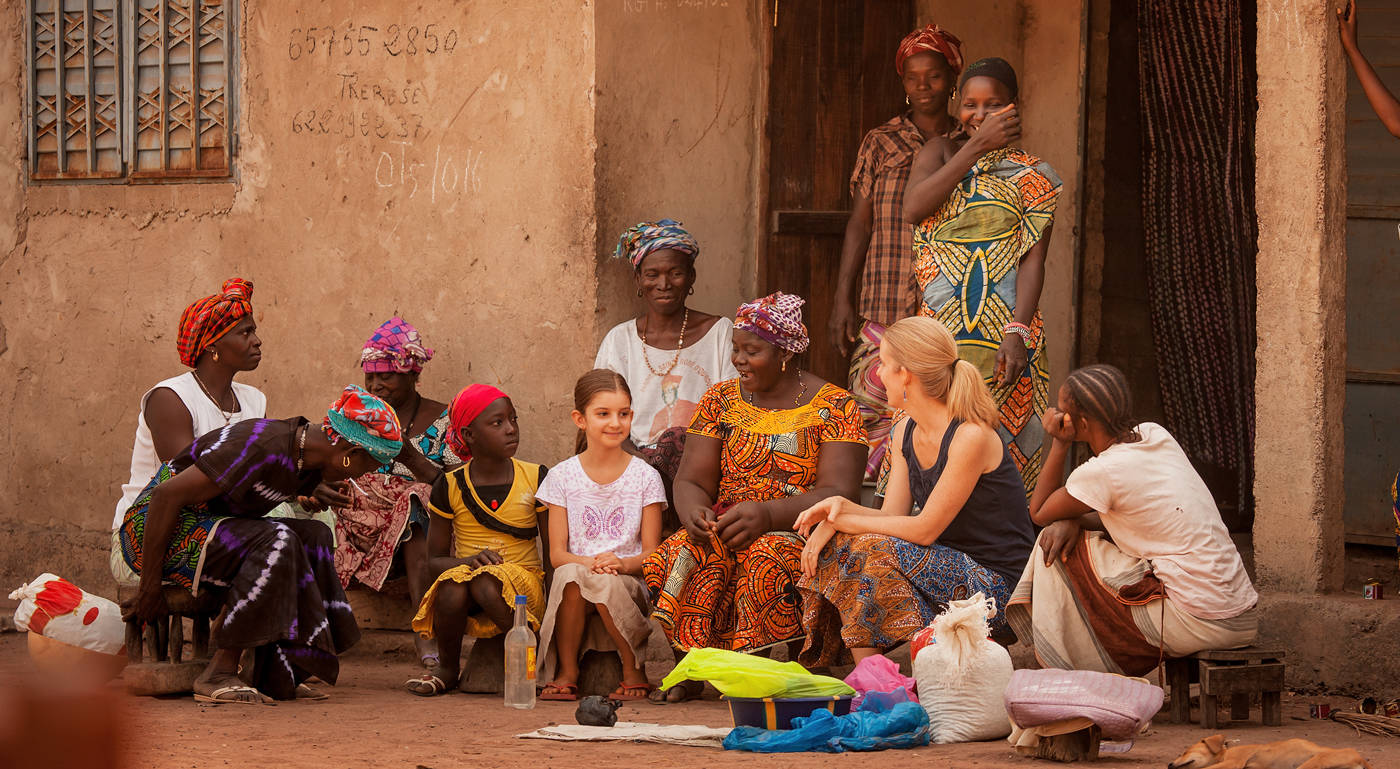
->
[595,219,736,523]
[643,292,866,702]
[120,385,403,703]
[902,56,1062,496]
[831,23,965,482]
[328,317,455,667]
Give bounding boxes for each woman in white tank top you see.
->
[111,278,266,583]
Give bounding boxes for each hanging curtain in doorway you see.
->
[1138,0,1257,517]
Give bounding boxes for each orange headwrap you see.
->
[176,278,254,367]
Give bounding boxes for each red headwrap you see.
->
[895,24,964,77]
[447,384,510,460]
[176,278,254,367]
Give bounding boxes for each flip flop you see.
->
[295,683,329,701]
[610,682,656,702]
[539,682,579,701]
[194,685,274,705]
[405,672,456,697]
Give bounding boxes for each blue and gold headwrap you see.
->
[612,218,699,271]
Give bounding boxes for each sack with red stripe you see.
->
[9,573,125,656]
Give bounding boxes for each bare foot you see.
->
[648,679,703,704]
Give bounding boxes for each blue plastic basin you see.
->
[724,695,855,730]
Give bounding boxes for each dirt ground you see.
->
[2,632,1397,769]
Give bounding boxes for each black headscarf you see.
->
[959,57,1018,100]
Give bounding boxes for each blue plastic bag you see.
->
[723,686,930,753]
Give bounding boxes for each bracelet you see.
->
[1003,323,1034,350]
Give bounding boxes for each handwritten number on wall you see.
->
[289,24,459,60]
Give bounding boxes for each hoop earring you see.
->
[687,286,695,296]
[342,455,351,468]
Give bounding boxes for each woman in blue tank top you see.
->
[795,316,1034,666]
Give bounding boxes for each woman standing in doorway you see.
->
[903,57,1063,495]
[830,24,965,482]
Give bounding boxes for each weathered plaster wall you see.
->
[0,0,600,594]
[917,0,1086,403]
[1252,0,1347,592]
[592,0,765,336]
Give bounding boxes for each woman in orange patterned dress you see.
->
[643,292,867,702]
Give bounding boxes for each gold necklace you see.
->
[192,371,237,425]
[639,308,689,378]
[741,371,807,409]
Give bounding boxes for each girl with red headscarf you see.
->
[406,385,551,696]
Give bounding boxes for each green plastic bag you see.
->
[660,648,856,698]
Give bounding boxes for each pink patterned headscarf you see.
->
[360,317,434,373]
[734,292,810,354]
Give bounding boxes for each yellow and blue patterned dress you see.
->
[913,147,1062,494]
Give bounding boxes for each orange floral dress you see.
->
[643,380,865,652]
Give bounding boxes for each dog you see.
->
[1167,734,1373,769]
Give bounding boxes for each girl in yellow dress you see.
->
[406,384,548,696]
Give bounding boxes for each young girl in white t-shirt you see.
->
[1006,364,1258,676]
[536,370,666,701]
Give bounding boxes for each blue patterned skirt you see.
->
[799,533,1008,666]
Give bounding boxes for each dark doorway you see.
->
[762,0,915,385]
[1088,0,1258,532]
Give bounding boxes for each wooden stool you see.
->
[1165,647,1284,728]
[117,586,223,695]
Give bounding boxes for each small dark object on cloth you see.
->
[576,695,620,727]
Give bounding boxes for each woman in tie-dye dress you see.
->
[119,386,402,704]
[902,56,1062,495]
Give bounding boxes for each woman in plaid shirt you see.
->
[830,24,965,483]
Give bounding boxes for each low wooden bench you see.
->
[1165,647,1285,728]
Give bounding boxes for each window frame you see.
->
[24,0,240,185]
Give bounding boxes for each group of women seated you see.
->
[109,23,1257,706]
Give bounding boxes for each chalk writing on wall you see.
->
[283,18,488,205]
[287,24,460,60]
[374,141,484,206]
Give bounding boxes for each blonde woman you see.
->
[795,316,1034,665]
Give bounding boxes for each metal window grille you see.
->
[26,0,234,182]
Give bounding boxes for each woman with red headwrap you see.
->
[111,278,266,585]
[830,24,965,485]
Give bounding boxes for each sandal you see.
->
[295,683,329,701]
[193,684,274,705]
[539,682,579,701]
[611,682,656,701]
[405,668,458,697]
